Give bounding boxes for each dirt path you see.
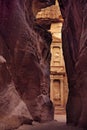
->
[16,121,84,130]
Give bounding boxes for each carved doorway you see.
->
[53,79,61,106]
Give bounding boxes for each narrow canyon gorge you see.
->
[0,0,87,129]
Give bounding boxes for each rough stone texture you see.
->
[0,56,33,130]
[0,0,55,129]
[58,0,87,128]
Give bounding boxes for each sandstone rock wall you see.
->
[0,0,55,129]
[58,0,87,128]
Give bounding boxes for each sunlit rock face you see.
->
[0,0,55,129]
[58,0,87,128]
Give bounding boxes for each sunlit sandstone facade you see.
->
[36,1,68,114]
[50,24,68,114]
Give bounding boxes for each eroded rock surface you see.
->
[58,0,87,128]
[0,0,55,129]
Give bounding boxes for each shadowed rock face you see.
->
[58,0,87,128]
[0,0,55,129]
